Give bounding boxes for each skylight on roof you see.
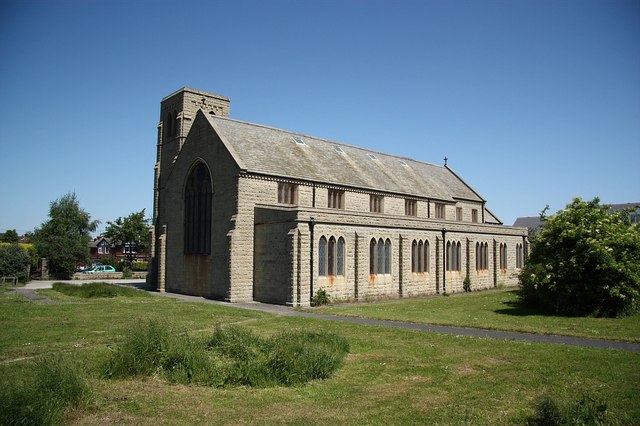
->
[334,146,344,153]
[367,154,378,160]
[292,136,306,145]
[399,160,409,167]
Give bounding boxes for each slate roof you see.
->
[512,216,544,229]
[203,112,484,203]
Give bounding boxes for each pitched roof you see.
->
[512,216,544,229]
[203,112,484,203]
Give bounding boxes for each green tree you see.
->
[0,244,32,282]
[519,197,640,317]
[1,229,20,243]
[33,193,98,279]
[103,209,150,265]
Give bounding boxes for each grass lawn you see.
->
[1,284,638,425]
[311,289,640,342]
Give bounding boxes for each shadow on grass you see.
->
[493,290,556,318]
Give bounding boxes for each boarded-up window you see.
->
[184,163,212,255]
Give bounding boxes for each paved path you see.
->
[16,281,640,353]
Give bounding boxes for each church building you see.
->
[148,87,527,306]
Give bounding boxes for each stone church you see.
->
[148,87,527,306]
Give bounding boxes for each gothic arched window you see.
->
[184,163,212,255]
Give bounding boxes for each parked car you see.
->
[83,265,117,274]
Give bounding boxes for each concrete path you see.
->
[15,281,640,353]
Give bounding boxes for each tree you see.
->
[103,209,150,265]
[519,197,640,317]
[1,229,20,243]
[33,193,98,279]
[0,244,32,282]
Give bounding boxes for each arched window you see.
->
[446,240,461,271]
[499,243,507,270]
[328,237,336,276]
[411,240,417,273]
[377,238,384,274]
[337,237,345,276]
[318,237,327,276]
[165,112,173,139]
[384,238,391,274]
[184,162,212,255]
[516,243,523,268]
[319,235,345,277]
[370,238,377,275]
[476,242,488,271]
[370,238,391,275]
[413,239,430,273]
[424,240,430,272]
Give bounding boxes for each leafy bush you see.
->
[0,355,92,425]
[311,288,331,306]
[0,244,32,282]
[519,198,640,317]
[527,394,609,425]
[132,261,148,271]
[100,255,122,270]
[52,282,147,298]
[102,321,349,388]
[463,276,472,292]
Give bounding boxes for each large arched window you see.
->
[476,242,488,271]
[370,238,391,275]
[411,239,430,273]
[184,163,212,255]
[318,235,345,277]
[446,240,461,271]
[499,243,507,270]
[318,236,327,276]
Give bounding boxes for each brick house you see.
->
[148,88,528,306]
[89,237,148,264]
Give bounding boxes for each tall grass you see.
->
[101,321,350,388]
[52,282,148,298]
[0,356,92,425]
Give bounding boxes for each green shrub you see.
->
[132,261,148,271]
[122,266,132,278]
[0,355,92,425]
[519,198,640,317]
[100,255,122,270]
[463,276,472,292]
[0,244,32,282]
[52,282,147,298]
[527,393,609,426]
[311,288,331,306]
[102,322,349,388]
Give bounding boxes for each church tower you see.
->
[149,88,230,291]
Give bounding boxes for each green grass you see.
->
[52,282,149,298]
[0,286,638,424]
[311,289,640,342]
[101,321,349,387]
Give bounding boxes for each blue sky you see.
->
[1,0,638,235]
